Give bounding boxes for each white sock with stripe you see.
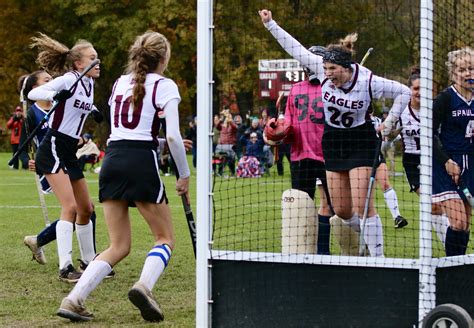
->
[361,215,384,257]
[56,220,74,270]
[138,244,172,291]
[68,260,112,304]
[432,214,449,245]
[75,221,95,265]
[383,188,401,219]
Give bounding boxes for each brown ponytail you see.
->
[126,31,170,111]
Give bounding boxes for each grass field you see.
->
[212,157,453,258]
[0,152,196,327]
[1,150,471,327]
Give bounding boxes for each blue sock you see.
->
[445,227,469,256]
[36,211,97,250]
[317,215,331,255]
[36,219,58,247]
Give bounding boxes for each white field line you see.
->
[0,179,98,186]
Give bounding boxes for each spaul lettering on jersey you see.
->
[73,99,93,111]
[452,109,474,117]
[323,92,363,109]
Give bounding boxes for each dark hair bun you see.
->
[410,66,420,75]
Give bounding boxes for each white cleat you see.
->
[23,236,47,264]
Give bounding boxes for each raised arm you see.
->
[259,9,324,80]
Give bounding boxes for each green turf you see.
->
[212,158,456,258]
[1,151,471,326]
[0,152,196,327]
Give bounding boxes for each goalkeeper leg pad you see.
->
[281,189,318,254]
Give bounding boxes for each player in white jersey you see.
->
[391,68,450,245]
[370,113,408,229]
[27,33,100,282]
[259,9,411,256]
[58,31,190,323]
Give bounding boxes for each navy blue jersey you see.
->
[31,104,49,146]
[19,103,50,150]
[18,103,53,194]
[433,86,474,164]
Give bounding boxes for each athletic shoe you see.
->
[58,264,82,283]
[128,282,164,322]
[78,259,116,279]
[394,216,408,229]
[23,236,46,265]
[57,297,93,322]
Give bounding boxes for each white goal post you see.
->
[196,0,473,327]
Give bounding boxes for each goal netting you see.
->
[196,1,474,326]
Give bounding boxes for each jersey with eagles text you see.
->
[50,72,94,138]
[28,71,95,139]
[264,19,411,122]
[399,104,420,154]
[321,64,373,128]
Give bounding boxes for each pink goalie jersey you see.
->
[284,80,325,162]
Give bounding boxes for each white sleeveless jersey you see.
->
[398,104,420,154]
[321,64,373,128]
[108,73,181,142]
[46,72,94,138]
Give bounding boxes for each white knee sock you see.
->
[341,213,361,232]
[68,260,112,304]
[383,188,401,219]
[139,244,172,291]
[75,221,95,264]
[361,215,384,257]
[56,220,74,270]
[432,214,449,245]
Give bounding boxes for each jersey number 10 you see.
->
[113,95,143,129]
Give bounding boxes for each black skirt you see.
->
[322,121,379,171]
[99,140,168,207]
[35,129,83,180]
[402,153,420,192]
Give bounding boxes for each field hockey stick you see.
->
[358,138,382,256]
[360,48,373,66]
[320,179,335,216]
[19,76,51,226]
[158,111,197,257]
[8,59,100,166]
[33,174,50,226]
